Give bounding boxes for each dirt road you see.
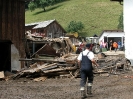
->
[0,70,133,99]
[1,51,132,99]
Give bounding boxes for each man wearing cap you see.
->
[77,43,99,99]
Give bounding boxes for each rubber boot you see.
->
[87,86,93,97]
[81,90,87,99]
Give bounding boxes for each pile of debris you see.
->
[0,52,131,81]
[1,52,131,81]
[0,36,78,81]
[93,53,131,75]
[24,36,75,58]
[14,53,79,80]
[0,34,131,81]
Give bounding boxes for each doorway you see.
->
[0,40,11,71]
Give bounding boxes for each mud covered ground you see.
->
[0,70,133,99]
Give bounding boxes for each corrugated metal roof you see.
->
[25,22,42,26]
[25,19,55,28]
[33,20,55,29]
[25,19,55,29]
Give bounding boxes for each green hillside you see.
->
[25,0,123,37]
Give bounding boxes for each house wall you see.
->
[46,21,65,38]
[99,31,125,46]
[0,0,26,70]
[26,20,66,38]
[11,44,21,71]
[25,25,36,32]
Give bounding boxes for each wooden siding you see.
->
[49,21,65,38]
[25,25,36,32]
[33,21,66,38]
[0,0,26,67]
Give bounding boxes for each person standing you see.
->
[100,40,103,49]
[77,43,99,99]
[117,41,121,50]
[80,42,85,51]
[113,41,118,52]
[109,40,113,51]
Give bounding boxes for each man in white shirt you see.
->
[77,43,99,98]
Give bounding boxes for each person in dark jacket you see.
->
[77,43,99,99]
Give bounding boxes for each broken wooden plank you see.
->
[33,77,47,82]
[41,65,58,71]
[32,58,59,63]
[73,69,80,78]
[60,74,71,78]
[19,58,32,61]
[20,63,58,73]
[43,66,77,73]
[31,44,47,58]
[12,72,24,79]
[38,63,57,69]
[69,71,75,78]
[30,63,38,68]
[57,63,73,67]
[100,65,116,70]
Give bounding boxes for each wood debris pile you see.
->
[93,53,131,75]
[1,52,131,81]
[2,34,131,80]
[24,37,75,58]
[0,34,131,81]
[6,36,80,81]
[11,53,131,80]
[14,53,79,80]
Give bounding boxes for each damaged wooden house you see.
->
[15,20,81,79]
[25,19,66,38]
[18,36,79,79]
[24,19,71,57]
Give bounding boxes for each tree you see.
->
[28,0,64,12]
[66,21,84,33]
[117,12,123,30]
[28,1,37,11]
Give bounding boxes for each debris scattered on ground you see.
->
[1,51,132,82]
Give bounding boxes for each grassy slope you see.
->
[25,0,123,37]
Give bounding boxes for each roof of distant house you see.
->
[99,30,124,37]
[25,19,66,33]
[25,19,55,29]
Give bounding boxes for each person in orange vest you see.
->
[113,41,118,52]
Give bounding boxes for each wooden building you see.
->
[25,19,66,38]
[0,0,30,72]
